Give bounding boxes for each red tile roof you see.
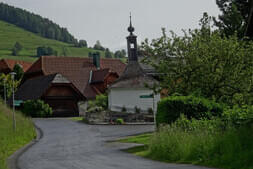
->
[0,59,33,72]
[26,56,126,99]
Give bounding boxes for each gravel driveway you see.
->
[18,119,213,169]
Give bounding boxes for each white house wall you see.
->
[109,88,160,113]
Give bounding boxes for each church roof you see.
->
[109,61,158,89]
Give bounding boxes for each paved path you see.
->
[18,119,213,169]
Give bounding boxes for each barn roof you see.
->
[110,61,158,89]
[0,59,32,73]
[25,56,126,99]
[15,73,85,101]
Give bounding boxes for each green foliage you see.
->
[121,106,127,112]
[22,100,52,117]
[116,118,124,125]
[214,0,250,38]
[141,18,253,105]
[87,94,108,113]
[0,101,35,169]
[135,106,141,114]
[37,46,58,57]
[156,96,224,125]
[114,49,126,58]
[148,116,253,169]
[76,40,88,48]
[13,64,24,81]
[93,40,105,51]
[0,3,77,44]
[0,73,19,99]
[105,48,113,58]
[12,42,23,56]
[223,105,253,126]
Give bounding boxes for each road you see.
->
[18,119,212,169]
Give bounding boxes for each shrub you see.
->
[22,100,52,117]
[149,116,253,169]
[95,94,108,109]
[116,118,124,125]
[156,95,224,126]
[223,105,253,126]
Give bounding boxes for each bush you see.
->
[223,105,253,126]
[156,95,224,125]
[149,116,253,169]
[116,118,124,125]
[95,94,108,109]
[22,100,52,117]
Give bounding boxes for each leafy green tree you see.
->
[12,42,23,56]
[141,15,253,105]
[78,40,88,48]
[93,40,105,51]
[105,48,113,58]
[37,46,57,57]
[13,64,24,81]
[0,73,19,99]
[214,0,251,38]
[114,49,126,58]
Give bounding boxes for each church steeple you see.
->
[127,14,138,62]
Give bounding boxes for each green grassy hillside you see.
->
[0,101,36,169]
[0,20,105,62]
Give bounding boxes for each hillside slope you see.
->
[0,20,105,62]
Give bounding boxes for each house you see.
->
[108,18,160,113]
[0,59,32,74]
[16,54,126,116]
[15,73,85,117]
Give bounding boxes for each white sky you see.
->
[1,0,220,51]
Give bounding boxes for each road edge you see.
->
[7,121,43,169]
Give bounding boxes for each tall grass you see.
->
[148,116,253,169]
[0,101,36,169]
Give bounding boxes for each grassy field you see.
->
[119,123,253,169]
[0,101,36,169]
[0,20,105,62]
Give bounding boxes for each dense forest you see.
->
[0,3,77,44]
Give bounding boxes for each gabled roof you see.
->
[110,61,158,89]
[15,73,85,101]
[25,56,126,99]
[90,68,118,84]
[0,59,32,72]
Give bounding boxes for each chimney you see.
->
[93,52,100,69]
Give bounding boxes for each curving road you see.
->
[18,119,213,169]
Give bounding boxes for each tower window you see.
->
[130,43,135,49]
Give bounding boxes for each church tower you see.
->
[126,14,138,62]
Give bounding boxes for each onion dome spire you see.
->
[128,13,135,35]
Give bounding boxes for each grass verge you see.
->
[0,101,36,169]
[119,120,253,169]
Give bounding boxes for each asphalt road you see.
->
[18,119,213,169]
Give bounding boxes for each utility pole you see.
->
[10,72,16,131]
[4,77,6,105]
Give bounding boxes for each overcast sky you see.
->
[1,0,220,51]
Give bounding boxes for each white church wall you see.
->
[108,88,160,113]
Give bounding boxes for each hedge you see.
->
[156,95,224,126]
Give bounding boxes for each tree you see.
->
[105,48,113,58]
[114,49,126,58]
[141,15,253,105]
[214,0,251,38]
[12,42,23,56]
[13,64,24,81]
[37,46,57,57]
[78,40,88,48]
[93,40,105,51]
